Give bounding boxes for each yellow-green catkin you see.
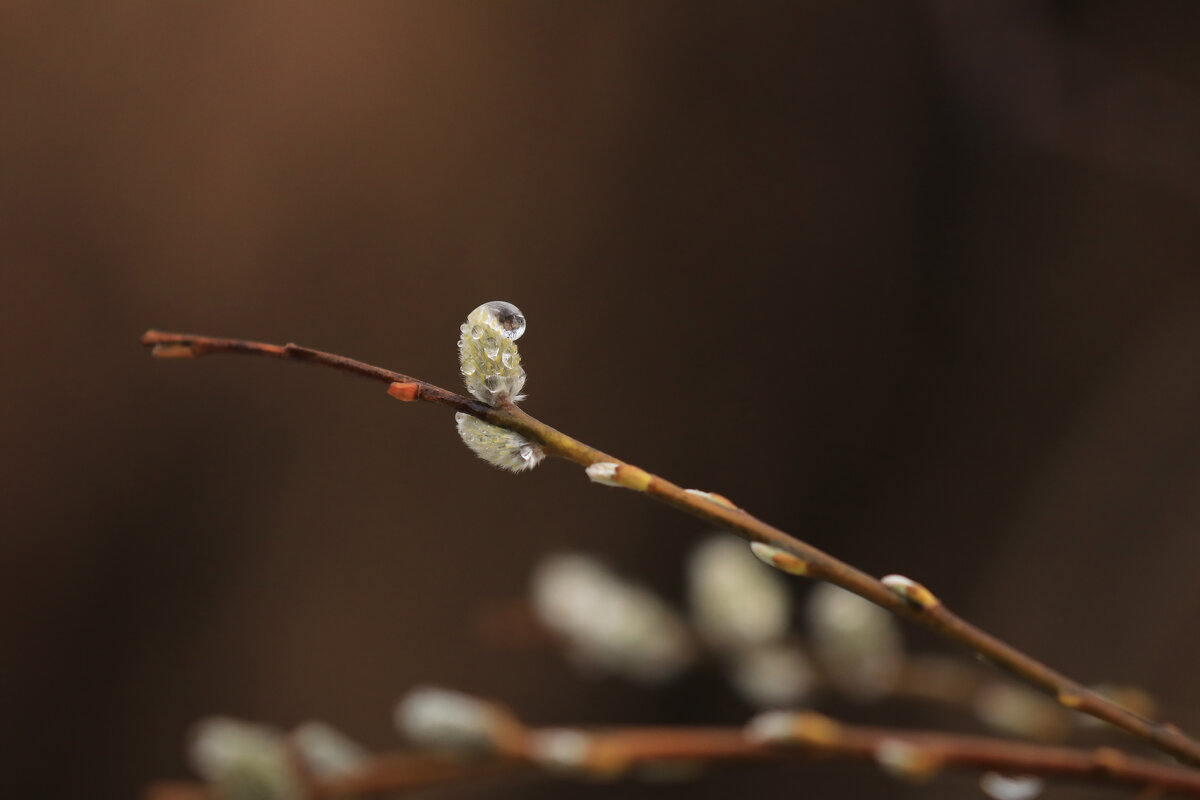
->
[455,413,544,472]
[459,301,526,405]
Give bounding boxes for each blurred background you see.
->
[4,1,1200,798]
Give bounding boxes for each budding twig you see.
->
[140,329,1200,767]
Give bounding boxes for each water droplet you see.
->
[501,351,515,368]
[459,323,468,334]
[462,362,476,376]
[484,337,500,359]
[484,375,501,391]
[470,325,483,340]
[483,301,526,340]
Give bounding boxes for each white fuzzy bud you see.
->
[687,535,790,651]
[531,554,692,683]
[459,301,526,405]
[291,722,367,778]
[187,717,300,800]
[972,683,1069,741]
[744,710,799,744]
[455,413,544,472]
[395,686,514,753]
[875,739,941,782]
[585,462,620,486]
[744,710,841,746]
[528,728,593,773]
[980,773,1045,800]
[728,642,815,709]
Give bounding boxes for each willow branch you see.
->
[140,330,1200,766]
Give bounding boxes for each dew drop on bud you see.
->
[482,301,526,340]
[460,301,528,405]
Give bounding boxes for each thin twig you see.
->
[139,330,1200,766]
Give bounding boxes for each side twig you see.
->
[139,330,1200,767]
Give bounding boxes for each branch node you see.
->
[881,574,941,610]
[585,462,652,492]
[749,542,809,576]
[1057,690,1085,709]
[528,729,594,775]
[875,739,943,783]
[745,711,841,747]
[387,382,420,402]
[1094,746,1129,774]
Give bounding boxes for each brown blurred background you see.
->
[4,1,1200,798]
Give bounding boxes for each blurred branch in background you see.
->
[146,687,1200,800]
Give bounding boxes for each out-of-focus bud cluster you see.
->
[687,535,814,708]
[519,531,1158,738]
[394,685,524,754]
[188,718,300,800]
[727,642,815,709]
[980,772,1045,800]
[188,717,368,800]
[688,536,790,650]
[290,722,368,778]
[531,554,694,683]
[455,301,544,472]
[806,583,903,701]
[972,683,1071,741]
[526,535,816,708]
